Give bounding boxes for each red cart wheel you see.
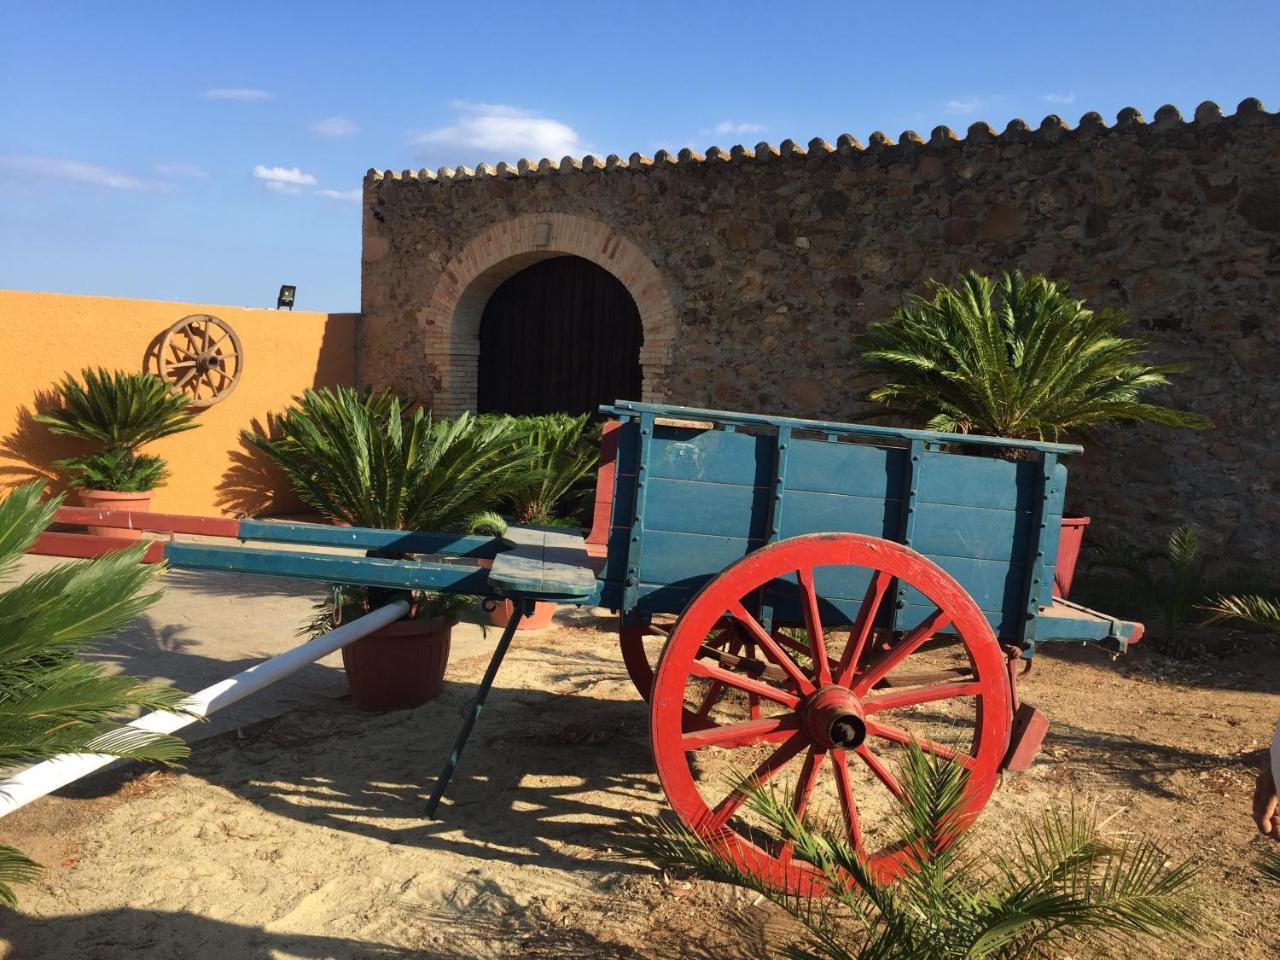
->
[621,617,752,731]
[651,533,1011,894]
[620,617,842,727]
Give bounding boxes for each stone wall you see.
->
[360,99,1280,560]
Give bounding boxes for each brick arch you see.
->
[423,213,676,415]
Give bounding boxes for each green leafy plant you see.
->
[619,745,1205,959]
[1202,593,1280,630]
[860,271,1211,441]
[245,386,540,626]
[1259,846,1280,883]
[35,368,198,491]
[0,482,190,905]
[1090,526,1249,658]
[488,413,599,526]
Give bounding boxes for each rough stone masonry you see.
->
[361,99,1279,562]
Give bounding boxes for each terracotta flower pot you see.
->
[487,599,556,632]
[77,488,153,539]
[340,615,453,712]
[1053,516,1091,599]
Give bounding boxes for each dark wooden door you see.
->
[477,255,643,415]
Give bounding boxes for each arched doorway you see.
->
[477,255,644,415]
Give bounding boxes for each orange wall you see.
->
[0,290,357,517]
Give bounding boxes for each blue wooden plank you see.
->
[775,492,899,540]
[488,525,598,600]
[614,418,640,476]
[636,529,762,590]
[901,555,1026,615]
[642,477,770,539]
[603,401,1084,456]
[915,451,1039,512]
[910,503,1030,564]
[238,520,500,558]
[786,439,906,498]
[648,428,773,486]
[166,543,493,593]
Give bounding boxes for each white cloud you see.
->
[319,188,361,202]
[0,154,150,190]
[944,96,986,116]
[252,165,318,194]
[412,103,582,162]
[311,116,360,138]
[1042,92,1076,105]
[714,120,766,135]
[201,87,272,101]
[155,162,207,179]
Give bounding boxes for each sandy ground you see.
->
[2,607,1278,959]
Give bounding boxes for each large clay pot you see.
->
[78,488,153,539]
[341,615,453,711]
[1053,516,1091,599]
[486,598,557,632]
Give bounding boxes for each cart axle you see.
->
[802,685,868,750]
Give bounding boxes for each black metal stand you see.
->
[424,598,528,818]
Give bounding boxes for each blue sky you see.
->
[2,1,1277,312]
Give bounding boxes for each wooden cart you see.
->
[30,401,1143,893]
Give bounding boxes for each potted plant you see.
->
[860,271,1211,596]
[35,368,198,538]
[245,387,538,711]
[483,413,599,632]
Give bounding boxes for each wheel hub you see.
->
[801,685,867,750]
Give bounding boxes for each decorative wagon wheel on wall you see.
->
[158,314,243,407]
[649,533,1011,894]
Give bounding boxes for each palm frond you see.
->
[0,484,190,903]
[1201,593,1280,630]
[34,368,198,449]
[616,741,1204,959]
[1258,845,1280,883]
[33,369,196,491]
[0,482,58,576]
[860,271,1210,441]
[0,844,42,907]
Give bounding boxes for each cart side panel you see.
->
[602,416,1069,642]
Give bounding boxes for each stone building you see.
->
[360,99,1280,559]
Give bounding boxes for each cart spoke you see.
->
[865,720,976,769]
[689,658,801,709]
[830,748,865,849]
[175,366,199,389]
[779,747,826,865]
[694,637,742,719]
[854,745,905,799]
[792,746,825,818]
[863,681,983,714]
[728,601,816,695]
[835,570,893,687]
[706,732,808,831]
[681,714,800,751]
[853,607,952,694]
[796,567,831,684]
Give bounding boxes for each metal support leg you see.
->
[424,598,528,818]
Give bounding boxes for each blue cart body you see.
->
[593,402,1140,654]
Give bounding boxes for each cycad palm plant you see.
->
[0,482,189,905]
[246,387,537,533]
[1090,525,1250,658]
[244,387,540,622]
[35,368,198,491]
[621,745,1205,959]
[496,414,599,526]
[861,272,1211,441]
